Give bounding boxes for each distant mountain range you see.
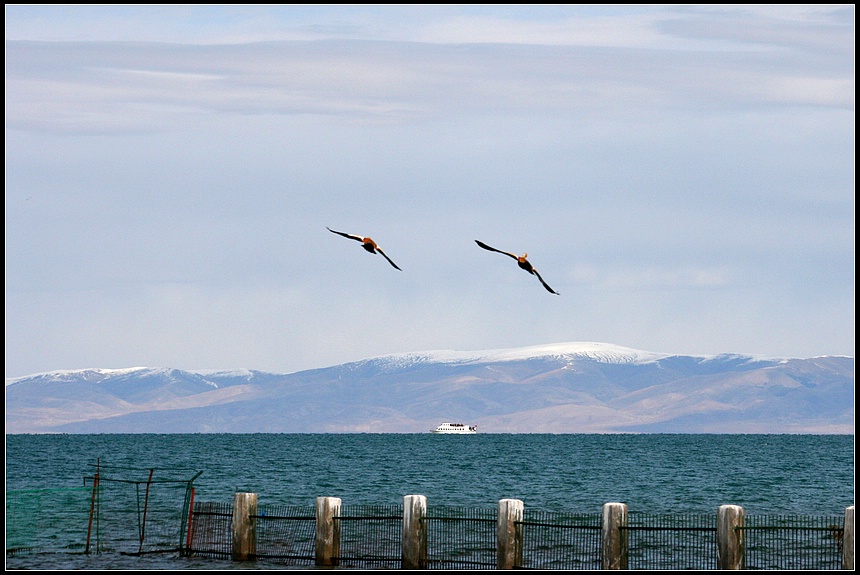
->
[5,342,854,434]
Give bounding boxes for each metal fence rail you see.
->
[7,492,853,570]
[185,500,232,558]
[743,514,844,570]
[88,479,190,555]
[625,512,716,570]
[336,504,403,568]
[80,464,199,556]
[254,503,316,565]
[426,506,497,570]
[5,487,93,556]
[167,502,858,570]
[6,476,194,558]
[518,510,602,570]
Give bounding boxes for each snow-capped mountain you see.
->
[5,342,854,434]
[357,342,677,370]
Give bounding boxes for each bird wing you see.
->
[475,240,519,260]
[532,268,559,295]
[327,227,364,243]
[375,247,402,271]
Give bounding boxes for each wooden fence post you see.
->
[717,504,745,570]
[844,505,854,570]
[601,502,628,569]
[315,496,341,567]
[231,492,257,561]
[497,498,524,569]
[402,494,428,569]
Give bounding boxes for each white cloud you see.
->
[4,5,854,378]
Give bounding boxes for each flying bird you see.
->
[327,227,402,270]
[475,240,559,295]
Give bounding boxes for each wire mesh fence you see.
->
[336,504,404,568]
[82,465,197,556]
[88,479,184,555]
[254,503,316,565]
[625,512,717,570]
[743,514,845,570]
[6,491,852,570]
[518,509,603,570]
[187,500,350,565]
[426,505,497,569]
[185,500,232,559]
[5,487,93,556]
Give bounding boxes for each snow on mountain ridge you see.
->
[192,369,262,379]
[5,366,150,386]
[4,343,807,385]
[366,342,678,370]
[5,344,852,434]
[5,366,225,389]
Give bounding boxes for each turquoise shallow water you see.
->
[5,433,854,569]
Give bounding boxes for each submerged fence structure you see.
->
[6,481,854,569]
[6,462,201,558]
[182,493,855,570]
[5,486,94,555]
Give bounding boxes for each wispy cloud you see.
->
[4,5,854,377]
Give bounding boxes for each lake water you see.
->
[5,433,855,569]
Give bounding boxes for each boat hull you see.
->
[431,422,477,434]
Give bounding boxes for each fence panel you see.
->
[186,501,232,558]
[626,512,716,570]
[426,506,497,569]
[518,510,602,570]
[6,487,93,555]
[336,504,403,568]
[10,493,852,571]
[744,514,844,570]
[86,477,191,555]
[254,503,316,566]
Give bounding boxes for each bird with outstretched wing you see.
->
[475,240,559,294]
[327,227,402,270]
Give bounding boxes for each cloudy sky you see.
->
[5,5,854,378]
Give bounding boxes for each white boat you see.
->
[431,422,477,434]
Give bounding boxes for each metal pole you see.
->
[183,486,196,555]
[85,458,100,554]
[138,468,155,554]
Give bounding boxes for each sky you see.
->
[5,5,855,379]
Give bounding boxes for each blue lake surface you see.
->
[5,433,855,569]
[6,433,855,513]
